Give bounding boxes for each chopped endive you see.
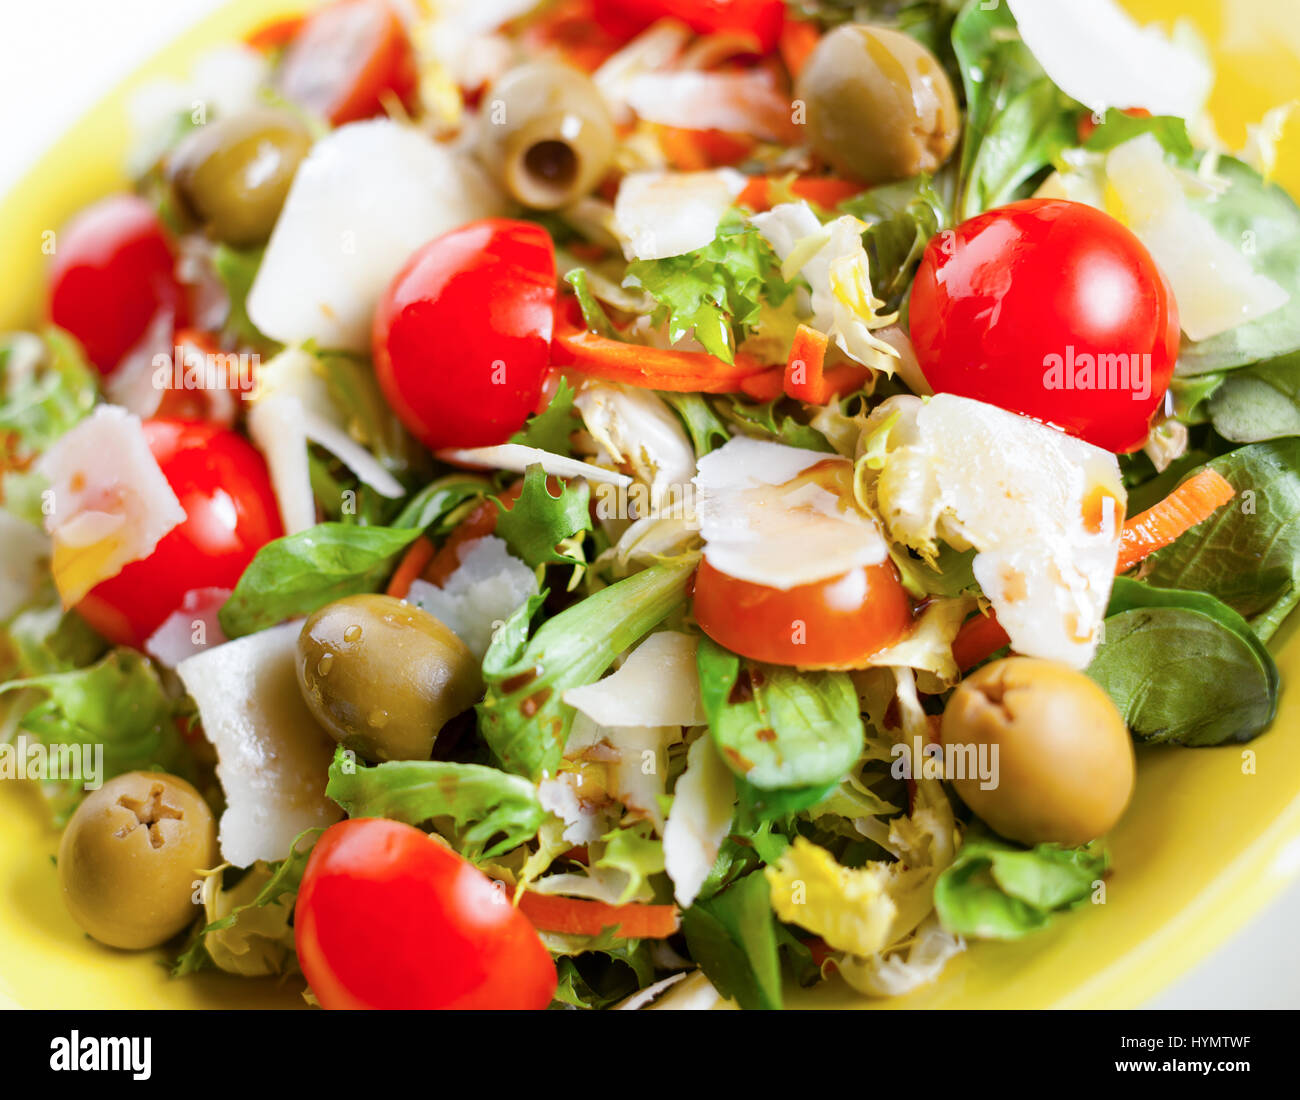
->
[870,394,1125,669]
[36,405,185,607]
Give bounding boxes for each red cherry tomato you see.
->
[591,0,786,53]
[692,558,914,668]
[75,420,283,648]
[277,0,418,125]
[152,328,254,425]
[48,195,188,375]
[909,198,1179,453]
[294,818,557,1010]
[373,218,557,450]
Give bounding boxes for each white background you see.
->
[1,0,1298,1008]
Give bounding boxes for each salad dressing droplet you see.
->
[316,653,334,677]
[343,625,362,643]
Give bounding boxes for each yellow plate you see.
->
[2,0,1299,1010]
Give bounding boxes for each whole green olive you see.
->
[940,657,1135,847]
[296,594,482,763]
[479,59,616,210]
[167,109,312,246]
[796,24,959,183]
[58,771,217,950]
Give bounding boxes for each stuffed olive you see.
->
[940,657,1135,848]
[479,59,615,210]
[167,109,312,246]
[58,771,217,950]
[296,594,482,763]
[796,24,959,183]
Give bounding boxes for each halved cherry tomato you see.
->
[373,219,557,450]
[295,819,557,1010]
[909,198,1179,453]
[692,557,913,668]
[75,420,283,648]
[48,194,188,375]
[592,0,786,54]
[277,0,418,125]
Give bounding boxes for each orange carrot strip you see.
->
[553,323,769,393]
[783,324,830,403]
[738,175,867,213]
[779,17,821,79]
[739,367,787,401]
[1116,467,1235,574]
[515,890,680,940]
[385,536,435,599]
[655,126,754,171]
[245,14,305,51]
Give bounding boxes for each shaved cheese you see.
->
[564,711,681,833]
[436,442,633,486]
[574,382,696,514]
[247,395,315,537]
[1104,135,1288,340]
[594,19,695,126]
[642,969,738,1010]
[694,436,889,590]
[144,587,230,668]
[875,394,1124,669]
[564,631,706,727]
[36,406,185,607]
[615,971,689,1010]
[537,771,616,845]
[176,622,342,867]
[247,120,504,351]
[1007,0,1212,120]
[613,169,746,261]
[621,70,793,142]
[0,512,49,620]
[663,734,735,908]
[405,536,538,658]
[530,866,654,905]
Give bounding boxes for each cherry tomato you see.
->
[373,218,557,450]
[47,195,188,375]
[591,0,786,53]
[152,328,253,424]
[277,0,418,126]
[294,818,557,1010]
[75,420,283,648]
[910,198,1179,453]
[692,558,913,668]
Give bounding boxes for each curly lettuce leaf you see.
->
[492,463,592,569]
[509,378,579,456]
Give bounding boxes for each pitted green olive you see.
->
[167,109,312,246]
[296,594,482,763]
[479,59,616,210]
[796,24,959,183]
[940,657,1135,848]
[58,771,217,950]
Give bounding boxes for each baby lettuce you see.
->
[324,746,546,861]
[509,377,579,455]
[492,463,591,569]
[1087,578,1279,747]
[934,830,1108,940]
[682,869,785,1011]
[478,560,696,780]
[1208,349,1300,443]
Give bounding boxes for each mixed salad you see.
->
[2,0,1298,1010]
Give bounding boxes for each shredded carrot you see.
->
[386,536,435,600]
[778,18,821,80]
[515,890,681,939]
[245,14,305,52]
[783,325,829,403]
[420,483,529,588]
[739,367,787,401]
[656,125,757,171]
[952,468,1237,670]
[738,175,867,212]
[1116,467,1235,574]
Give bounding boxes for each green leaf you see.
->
[660,391,731,457]
[595,822,666,904]
[682,870,784,1010]
[1208,350,1300,442]
[211,244,274,350]
[715,395,834,452]
[390,473,490,533]
[492,463,592,568]
[934,829,1107,940]
[5,601,106,678]
[1177,158,1300,375]
[219,523,424,638]
[840,173,949,309]
[478,561,695,779]
[696,636,864,792]
[1081,109,1194,159]
[0,328,97,465]
[623,213,795,364]
[316,351,424,478]
[0,649,193,822]
[562,270,616,338]
[1140,441,1300,640]
[1086,578,1279,746]
[324,746,546,861]
[951,0,1079,221]
[509,378,579,456]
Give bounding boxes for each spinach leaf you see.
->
[478,561,695,779]
[317,351,425,479]
[1140,441,1300,640]
[492,463,591,568]
[1081,109,1194,158]
[934,829,1107,940]
[1086,578,1279,746]
[219,523,424,638]
[1177,158,1300,375]
[682,869,785,1010]
[5,601,106,678]
[324,746,546,861]
[1208,350,1300,442]
[951,0,1079,221]
[696,636,864,793]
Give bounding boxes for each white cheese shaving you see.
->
[144,586,231,668]
[663,734,736,908]
[436,442,633,486]
[613,169,746,261]
[563,631,706,728]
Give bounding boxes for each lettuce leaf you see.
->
[682,869,784,1011]
[509,377,579,455]
[324,746,545,861]
[492,463,591,569]
[0,328,97,467]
